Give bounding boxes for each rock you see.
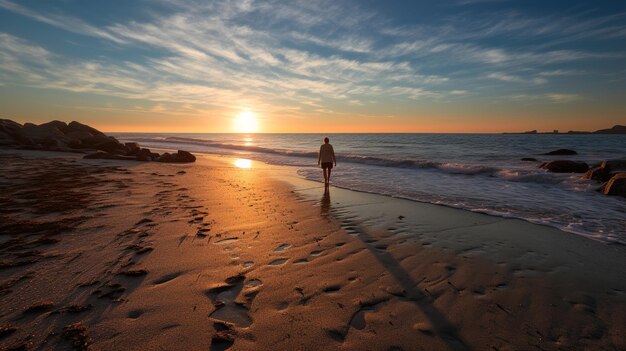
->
[65,121,105,136]
[601,159,626,173]
[39,120,68,132]
[602,173,626,197]
[584,167,611,182]
[594,125,626,134]
[92,140,127,154]
[157,152,175,162]
[541,160,589,173]
[175,150,196,163]
[125,142,140,155]
[65,130,93,141]
[67,139,84,149]
[154,150,196,163]
[136,148,154,161]
[83,152,137,161]
[0,130,16,145]
[582,159,626,182]
[542,149,577,155]
[82,134,114,146]
[0,119,23,135]
[521,157,539,162]
[21,123,69,144]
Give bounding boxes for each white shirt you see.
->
[319,143,335,163]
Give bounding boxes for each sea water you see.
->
[114,133,626,244]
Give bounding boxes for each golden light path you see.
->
[234,158,252,169]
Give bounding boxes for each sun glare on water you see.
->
[233,110,259,133]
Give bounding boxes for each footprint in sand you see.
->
[215,237,239,244]
[211,322,235,351]
[273,243,291,252]
[127,309,144,319]
[205,276,259,329]
[268,258,288,266]
[323,285,342,294]
[245,279,262,288]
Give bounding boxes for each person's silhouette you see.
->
[317,137,336,185]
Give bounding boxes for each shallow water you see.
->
[114,133,626,244]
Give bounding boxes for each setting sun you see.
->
[233,110,259,133]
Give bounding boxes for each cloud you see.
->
[487,72,547,85]
[507,93,583,104]
[0,0,124,43]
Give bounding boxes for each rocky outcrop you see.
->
[0,119,196,163]
[542,149,577,156]
[540,160,589,173]
[583,159,626,182]
[594,125,626,134]
[602,173,626,197]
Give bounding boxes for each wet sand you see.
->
[0,149,625,351]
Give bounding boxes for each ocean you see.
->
[113,133,626,244]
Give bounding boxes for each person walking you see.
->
[317,137,336,186]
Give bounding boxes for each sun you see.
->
[233,110,259,133]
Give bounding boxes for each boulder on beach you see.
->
[540,160,589,173]
[156,150,196,163]
[521,157,539,162]
[542,149,577,156]
[65,130,93,141]
[125,142,140,155]
[583,159,626,182]
[136,148,155,161]
[584,167,611,182]
[176,150,196,163]
[602,173,626,197]
[22,123,69,145]
[601,159,626,173]
[157,152,175,163]
[65,121,105,136]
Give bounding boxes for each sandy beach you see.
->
[1,149,625,351]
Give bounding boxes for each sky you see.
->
[0,0,625,133]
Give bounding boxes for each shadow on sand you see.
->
[320,186,470,351]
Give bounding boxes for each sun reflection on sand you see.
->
[234,158,252,168]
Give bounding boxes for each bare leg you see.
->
[323,168,328,184]
[327,168,332,184]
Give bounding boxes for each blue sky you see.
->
[0,0,625,132]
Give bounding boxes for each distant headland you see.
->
[505,125,626,134]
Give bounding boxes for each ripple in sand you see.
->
[153,272,182,285]
[243,261,254,268]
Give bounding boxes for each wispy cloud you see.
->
[487,72,547,85]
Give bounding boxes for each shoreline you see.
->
[1,148,625,350]
[142,145,624,246]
